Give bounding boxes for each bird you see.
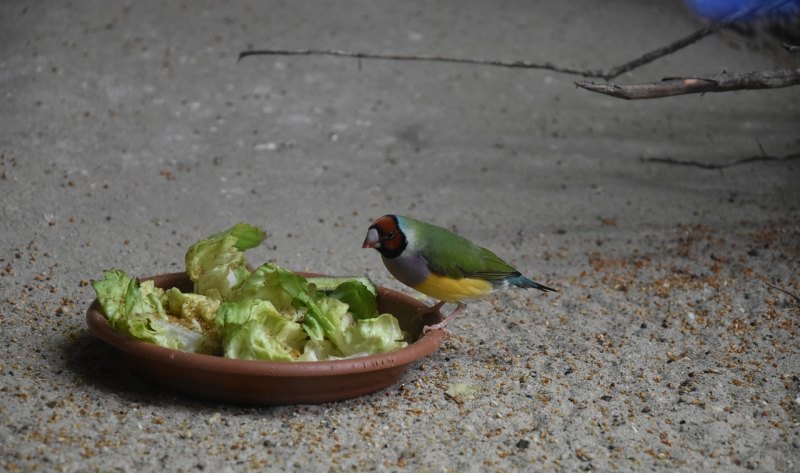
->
[362,215,556,333]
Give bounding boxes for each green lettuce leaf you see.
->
[129,317,209,353]
[314,296,351,349]
[307,276,376,295]
[184,223,266,300]
[296,339,340,361]
[92,269,167,322]
[342,313,408,357]
[92,270,212,353]
[269,267,334,341]
[313,297,407,357]
[329,280,378,320]
[226,264,294,309]
[218,299,308,361]
[230,264,333,341]
[91,269,134,324]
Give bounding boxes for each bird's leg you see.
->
[423,302,466,334]
[415,300,446,321]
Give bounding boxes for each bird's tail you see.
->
[506,274,557,292]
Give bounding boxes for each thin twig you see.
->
[599,0,793,79]
[600,26,723,80]
[239,48,600,76]
[783,43,800,52]
[640,152,800,169]
[756,140,768,157]
[575,68,800,99]
[765,281,800,305]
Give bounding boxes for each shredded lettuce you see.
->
[92,223,408,361]
[163,288,220,323]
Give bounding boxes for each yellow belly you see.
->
[412,273,494,303]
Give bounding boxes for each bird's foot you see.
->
[422,323,452,336]
[422,302,466,336]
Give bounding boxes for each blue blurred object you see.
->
[686,0,800,21]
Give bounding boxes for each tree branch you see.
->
[575,68,800,99]
[783,43,800,53]
[640,152,800,169]
[237,0,795,81]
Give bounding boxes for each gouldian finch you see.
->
[362,215,555,332]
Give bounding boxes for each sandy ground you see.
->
[1,1,799,471]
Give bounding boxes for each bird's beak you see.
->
[362,228,380,249]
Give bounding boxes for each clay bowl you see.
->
[85,272,445,405]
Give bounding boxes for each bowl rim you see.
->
[86,271,446,378]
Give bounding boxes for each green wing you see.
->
[406,217,518,282]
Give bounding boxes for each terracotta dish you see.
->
[85,272,445,405]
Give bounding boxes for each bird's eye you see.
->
[386,231,395,239]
